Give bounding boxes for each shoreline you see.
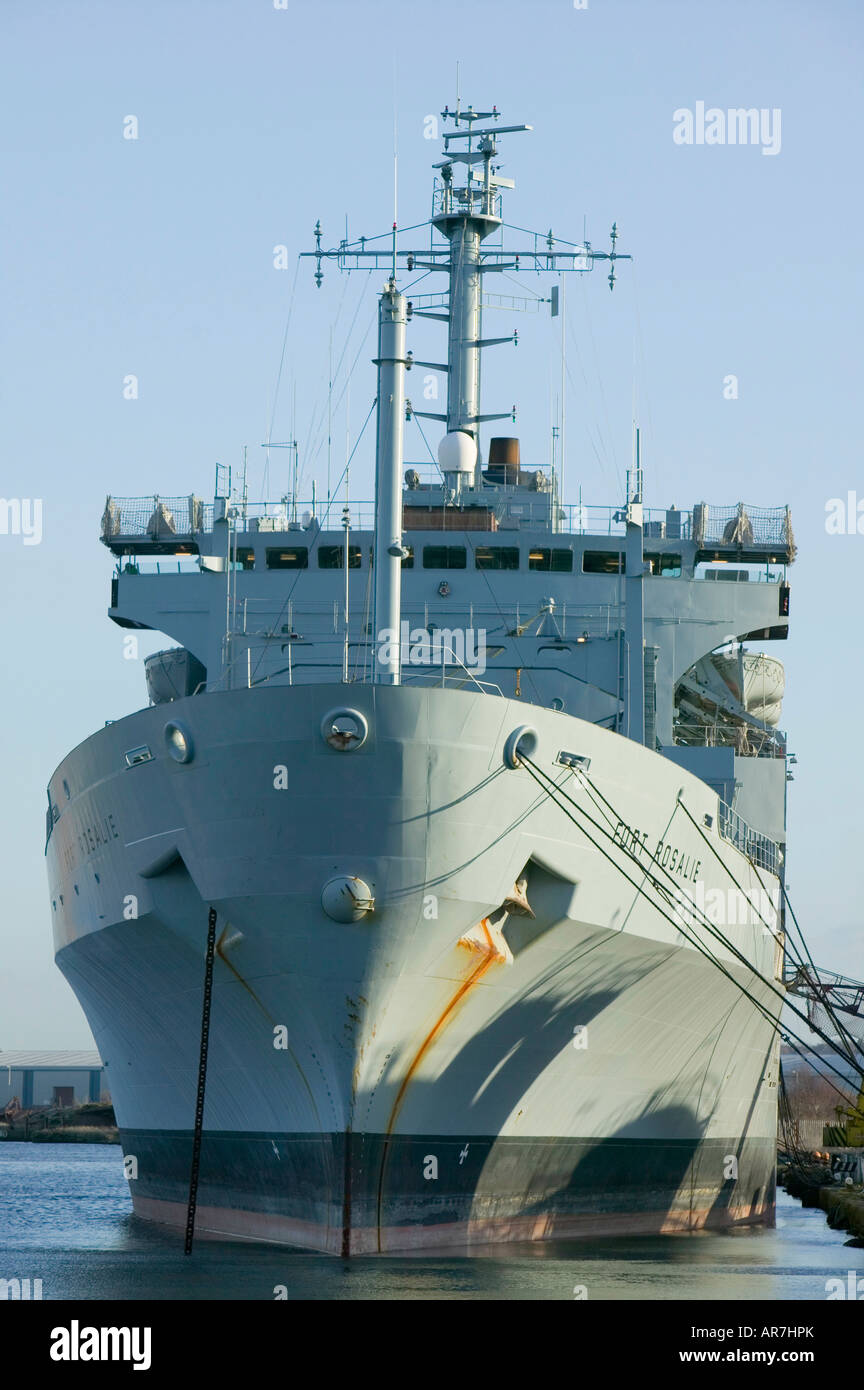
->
[0,1101,117,1145]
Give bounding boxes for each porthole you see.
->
[165,721,194,764]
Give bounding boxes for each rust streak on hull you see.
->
[215,927,326,1179]
[387,919,499,1135]
[374,918,500,1253]
[215,927,275,1021]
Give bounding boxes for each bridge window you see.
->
[236,547,255,570]
[645,552,682,576]
[474,546,520,571]
[529,548,573,573]
[318,545,362,569]
[583,551,625,574]
[266,547,308,569]
[423,546,467,569]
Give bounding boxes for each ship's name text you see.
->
[612,820,702,882]
[62,812,120,872]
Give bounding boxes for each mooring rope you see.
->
[516,753,860,1104]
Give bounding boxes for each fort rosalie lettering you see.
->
[613,819,702,882]
[61,810,120,873]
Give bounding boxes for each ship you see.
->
[45,102,795,1254]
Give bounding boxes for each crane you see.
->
[786,966,864,1146]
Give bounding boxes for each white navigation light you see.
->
[437,430,477,474]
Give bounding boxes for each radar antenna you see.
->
[302,104,631,479]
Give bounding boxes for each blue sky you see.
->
[1,0,862,1045]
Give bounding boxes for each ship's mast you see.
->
[302,102,631,686]
[372,280,408,684]
[304,105,630,484]
[425,107,527,479]
[623,425,645,743]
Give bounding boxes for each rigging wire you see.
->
[300,272,366,488]
[781,896,864,1062]
[574,759,806,981]
[331,219,431,251]
[516,752,863,1100]
[696,775,861,1042]
[563,355,617,493]
[629,263,658,492]
[408,226,542,696]
[574,274,624,496]
[535,751,857,1071]
[248,396,378,687]
[498,271,551,302]
[500,221,587,248]
[519,753,859,1111]
[410,413,543,704]
[399,270,433,295]
[409,413,444,478]
[263,255,302,501]
[309,314,378,478]
[672,796,863,1071]
[351,560,375,685]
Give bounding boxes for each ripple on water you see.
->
[1,1144,862,1300]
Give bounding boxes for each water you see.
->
[1,1142,862,1300]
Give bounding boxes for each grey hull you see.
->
[48,683,782,1253]
[119,1130,775,1254]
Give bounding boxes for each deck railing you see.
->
[100,494,794,550]
[717,800,780,875]
[673,722,786,757]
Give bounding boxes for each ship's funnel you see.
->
[487,437,521,484]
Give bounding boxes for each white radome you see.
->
[437,430,477,474]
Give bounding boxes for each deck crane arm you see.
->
[786,967,864,1144]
